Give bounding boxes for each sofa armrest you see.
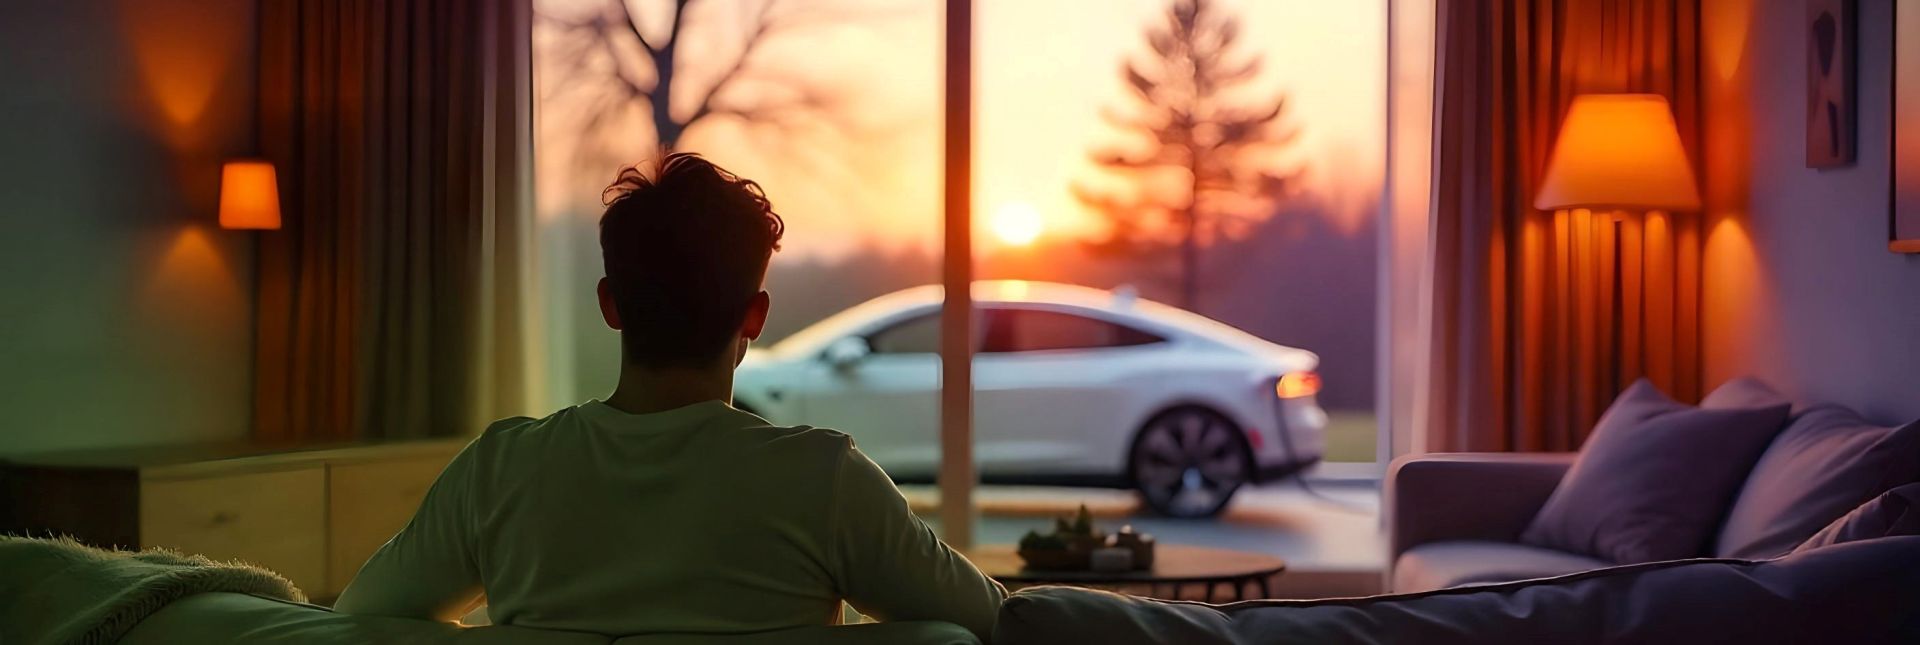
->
[1387,452,1576,560]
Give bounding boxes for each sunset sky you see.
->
[534,0,1384,258]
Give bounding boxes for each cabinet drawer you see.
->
[140,467,326,594]
[326,454,453,595]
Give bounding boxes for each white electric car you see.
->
[735,281,1327,517]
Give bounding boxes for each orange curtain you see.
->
[1426,0,1702,452]
[253,0,536,442]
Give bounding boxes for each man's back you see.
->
[334,400,1005,639]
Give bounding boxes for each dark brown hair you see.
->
[599,153,784,367]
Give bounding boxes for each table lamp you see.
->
[1535,94,1700,212]
[219,159,282,230]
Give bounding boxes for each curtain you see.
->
[253,0,538,442]
[1423,0,1702,452]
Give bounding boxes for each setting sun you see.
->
[990,202,1045,246]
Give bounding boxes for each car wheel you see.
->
[1128,406,1251,518]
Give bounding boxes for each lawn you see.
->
[1322,409,1377,463]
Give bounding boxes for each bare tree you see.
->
[539,0,853,160]
[1075,0,1297,311]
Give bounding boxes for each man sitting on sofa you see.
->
[333,153,1007,641]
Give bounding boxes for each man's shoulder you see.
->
[728,420,853,452]
[477,408,577,440]
[683,420,860,495]
[465,406,586,453]
[482,415,543,436]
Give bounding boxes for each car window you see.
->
[867,313,942,354]
[982,308,1164,353]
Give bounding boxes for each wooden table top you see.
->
[963,544,1287,585]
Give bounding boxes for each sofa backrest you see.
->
[995,536,1920,645]
[121,592,613,645]
[120,593,980,645]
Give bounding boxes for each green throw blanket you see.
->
[0,535,305,645]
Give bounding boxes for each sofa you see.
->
[992,535,1920,644]
[0,536,979,645]
[24,534,1920,645]
[1387,378,1920,593]
[121,594,978,645]
[1386,451,1593,591]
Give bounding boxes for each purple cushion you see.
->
[1706,380,1920,558]
[1519,379,1789,563]
[1793,483,1920,554]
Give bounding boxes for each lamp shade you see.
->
[219,159,282,229]
[1534,94,1701,211]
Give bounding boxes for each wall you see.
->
[0,0,258,454]
[1703,0,1920,424]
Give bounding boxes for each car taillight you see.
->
[1276,371,1321,399]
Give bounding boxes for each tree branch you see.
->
[688,0,781,127]
[664,0,697,50]
[608,0,658,54]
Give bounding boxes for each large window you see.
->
[534,0,1386,527]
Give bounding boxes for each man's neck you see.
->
[602,361,735,416]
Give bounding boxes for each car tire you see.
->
[1127,406,1252,518]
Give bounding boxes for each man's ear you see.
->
[597,277,622,331]
[741,291,771,341]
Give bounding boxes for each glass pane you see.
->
[982,309,1163,353]
[531,0,948,494]
[870,314,942,354]
[532,0,942,407]
[977,0,1383,465]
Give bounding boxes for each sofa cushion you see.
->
[1519,379,1789,563]
[1794,483,1920,554]
[994,537,1920,645]
[1693,376,1789,409]
[1391,540,1609,592]
[1704,385,1920,558]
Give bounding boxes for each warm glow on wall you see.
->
[1535,94,1701,211]
[219,160,282,230]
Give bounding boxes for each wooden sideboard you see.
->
[0,438,465,601]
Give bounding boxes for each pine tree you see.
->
[1075,0,1297,311]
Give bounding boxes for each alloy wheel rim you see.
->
[1135,410,1248,516]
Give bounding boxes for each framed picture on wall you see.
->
[1895,0,1920,251]
[1809,0,1856,168]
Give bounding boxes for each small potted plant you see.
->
[1017,505,1108,570]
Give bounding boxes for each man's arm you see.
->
[333,442,484,621]
[830,443,1007,642]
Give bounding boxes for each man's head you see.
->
[597,153,783,369]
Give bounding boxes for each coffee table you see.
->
[964,544,1287,602]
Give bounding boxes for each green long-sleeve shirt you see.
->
[333,400,1006,641]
